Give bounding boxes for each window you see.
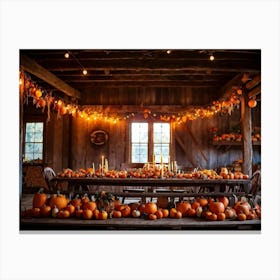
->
[131,122,170,163]
[24,122,44,161]
[131,122,148,163]
[153,123,170,163]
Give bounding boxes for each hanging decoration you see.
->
[20,70,244,124]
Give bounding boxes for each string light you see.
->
[82,69,88,75]
[209,55,215,61]
[64,52,70,59]
[166,50,172,54]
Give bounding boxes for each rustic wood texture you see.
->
[20,217,261,231]
[20,55,81,99]
[241,90,253,177]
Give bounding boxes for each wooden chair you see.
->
[249,170,261,205]
[43,167,57,192]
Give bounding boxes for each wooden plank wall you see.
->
[23,91,261,174]
[84,87,221,106]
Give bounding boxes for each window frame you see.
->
[23,115,46,163]
[128,120,173,164]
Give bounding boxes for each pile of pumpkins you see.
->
[57,166,249,180]
[21,190,261,222]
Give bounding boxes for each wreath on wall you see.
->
[90,130,108,146]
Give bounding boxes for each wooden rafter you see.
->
[20,55,81,99]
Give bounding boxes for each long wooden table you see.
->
[51,177,251,194]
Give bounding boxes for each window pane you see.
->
[153,123,170,163]
[25,122,44,161]
[153,123,170,143]
[131,123,148,143]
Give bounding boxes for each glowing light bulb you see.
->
[166,50,172,54]
[64,52,69,58]
[210,55,215,61]
[82,69,88,75]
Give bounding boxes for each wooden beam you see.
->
[241,88,253,177]
[246,74,261,90]
[69,81,221,87]
[248,85,261,99]
[20,55,81,99]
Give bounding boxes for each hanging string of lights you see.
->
[20,69,246,124]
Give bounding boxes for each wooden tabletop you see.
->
[52,177,250,186]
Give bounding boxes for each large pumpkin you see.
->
[209,202,225,214]
[32,190,47,208]
[176,201,191,217]
[49,194,68,210]
[144,202,157,215]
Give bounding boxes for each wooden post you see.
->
[241,86,253,177]
[19,71,24,197]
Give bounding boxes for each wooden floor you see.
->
[20,194,261,231]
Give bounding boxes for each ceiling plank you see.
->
[20,55,81,99]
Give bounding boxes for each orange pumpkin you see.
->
[237,213,247,221]
[209,213,217,221]
[65,204,75,216]
[58,210,70,219]
[176,201,191,217]
[120,205,131,217]
[113,210,122,218]
[218,197,229,208]
[49,194,68,210]
[161,209,169,218]
[248,99,257,108]
[176,211,182,219]
[217,213,226,221]
[148,214,157,220]
[83,209,93,220]
[144,202,157,215]
[209,202,225,214]
[169,208,178,218]
[187,208,196,217]
[75,207,84,218]
[32,190,47,208]
[31,207,41,218]
[40,205,52,217]
[70,197,82,208]
[98,210,108,220]
[155,210,163,219]
[82,201,97,211]
[197,198,208,207]
[191,201,200,210]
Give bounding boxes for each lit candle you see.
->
[101,155,104,171]
[105,158,108,172]
[174,161,178,174]
[168,156,171,171]
[92,162,95,173]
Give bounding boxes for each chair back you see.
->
[43,167,56,182]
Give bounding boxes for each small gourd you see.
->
[52,205,59,217]
[132,209,141,218]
